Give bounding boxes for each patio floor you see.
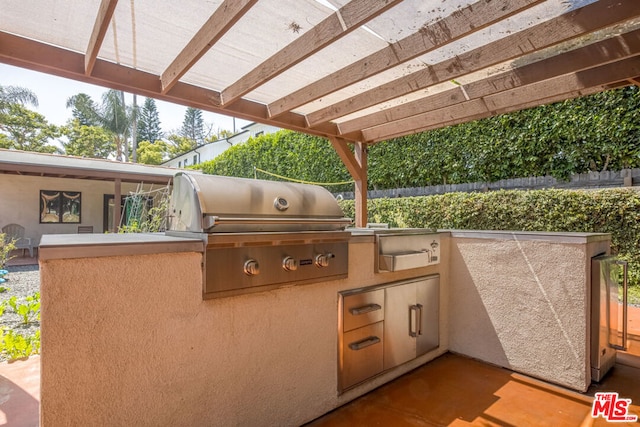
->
[2,353,639,426]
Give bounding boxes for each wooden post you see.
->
[329,137,368,227]
[354,141,368,228]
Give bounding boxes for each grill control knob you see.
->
[282,256,298,271]
[243,259,260,276]
[315,253,334,268]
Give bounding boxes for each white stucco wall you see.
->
[39,233,448,426]
[0,174,159,244]
[38,229,608,425]
[447,231,610,392]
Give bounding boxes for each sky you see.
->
[0,63,251,135]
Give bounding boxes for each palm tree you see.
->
[0,85,38,112]
[67,89,135,161]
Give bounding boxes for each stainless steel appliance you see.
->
[338,272,440,392]
[591,254,628,381]
[375,229,440,272]
[167,172,351,299]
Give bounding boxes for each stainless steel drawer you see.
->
[340,322,384,390]
[342,289,384,332]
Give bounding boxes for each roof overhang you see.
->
[0,149,176,184]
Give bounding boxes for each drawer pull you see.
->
[348,336,381,351]
[349,303,382,316]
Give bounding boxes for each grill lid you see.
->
[169,172,351,233]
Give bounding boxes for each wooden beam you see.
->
[328,137,367,227]
[483,56,640,112]
[339,28,640,136]
[306,0,640,127]
[329,137,364,182]
[363,56,640,142]
[85,0,119,75]
[160,0,257,94]
[354,142,368,228]
[267,0,544,118]
[0,30,350,142]
[218,0,402,107]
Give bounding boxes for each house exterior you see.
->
[0,149,179,249]
[162,122,279,168]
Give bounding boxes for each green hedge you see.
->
[339,188,640,296]
[198,87,640,190]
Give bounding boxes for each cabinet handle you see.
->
[348,336,381,351]
[409,304,424,337]
[349,303,382,316]
[611,260,628,351]
[409,305,418,337]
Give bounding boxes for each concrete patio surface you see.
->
[2,353,640,426]
[0,356,39,427]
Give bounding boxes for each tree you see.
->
[137,140,168,165]
[166,134,196,157]
[137,98,162,144]
[62,119,115,158]
[65,93,99,126]
[0,85,38,112]
[66,89,134,161]
[180,107,205,146]
[0,103,59,153]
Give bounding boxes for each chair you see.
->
[2,223,34,258]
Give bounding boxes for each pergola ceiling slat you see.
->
[339,27,640,136]
[217,0,403,107]
[266,0,545,118]
[306,0,640,130]
[363,55,640,142]
[1,0,639,155]
[85,0,119,76]
[160,0,258,94]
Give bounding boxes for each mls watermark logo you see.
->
[591,392,638,422]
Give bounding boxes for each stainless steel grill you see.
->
[167,173,351,299]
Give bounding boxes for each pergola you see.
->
[1,0,639,226]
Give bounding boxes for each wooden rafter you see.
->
[305,0,640,128]
[267,0,544,118]
[338,28,640,137]
[160,0,258,94]
[85,0,119,75]
[363,55,640,142]
[218,0,403,107]
[0,30,345,142]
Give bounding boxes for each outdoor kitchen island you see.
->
[38,229,610,426]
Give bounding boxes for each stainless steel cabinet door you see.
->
[383,282,418,370]
[384,276,440,371]
[416,276,439,356]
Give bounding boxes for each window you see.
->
[184,158,189,166]
[40,190,81,223]
[255,131,264,137]
[193,155,198,165]
[178,161,182,168]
